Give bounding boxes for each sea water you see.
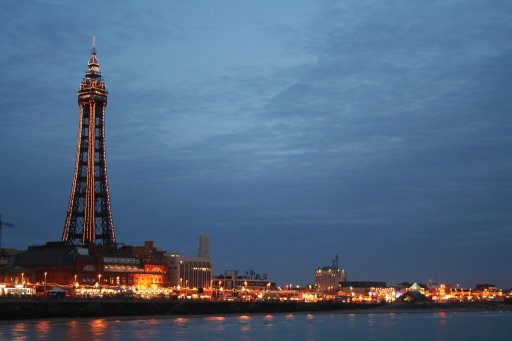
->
[0,311,510,341]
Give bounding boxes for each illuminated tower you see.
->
[62,40,116,246]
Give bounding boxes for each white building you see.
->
[315,255,346,293]
[167,235,213,289]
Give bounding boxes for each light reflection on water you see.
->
[90,318,108,341]
[174,317,189,324]
[0,311,510,341]
[35,320,51,338]
[263,313,274,331]
[239,315,252,333]
[206,316,225,322]
[11,322,28,341]
[66,320,79,341]
[436,311,448,341]
[205,316,226,333]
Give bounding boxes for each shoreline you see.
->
[0,299,510,321]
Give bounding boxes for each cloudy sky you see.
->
[1,0,511,287]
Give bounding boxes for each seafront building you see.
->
[0,241,166,288]
[213,270,276,291]
[167,235,213,289]
[315,255,346,293]
[341,281,391,302]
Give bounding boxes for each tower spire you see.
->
[86,37,101,79]
[92,36,97,55]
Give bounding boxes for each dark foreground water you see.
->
[1,311,511,341]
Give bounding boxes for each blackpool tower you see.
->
[62,41,116,246]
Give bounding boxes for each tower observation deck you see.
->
[62,42,116,246]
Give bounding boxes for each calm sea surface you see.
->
[0,311,510,341]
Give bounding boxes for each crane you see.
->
[0,214,14,250]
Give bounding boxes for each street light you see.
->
[98,274,102,287]
[74,274,77,285]
[216,281,222,300]
[21,273,24,285]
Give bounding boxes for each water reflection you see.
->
[378,313,395,329]
[347,313,357,330]
[436,311,448,341]
[35,320,51,339]
[264,314,274,329]
[0,311,509,341]
[366,314,376,338]
[66,320,79,340]
[207,315,226,332]
[174,317,189,325]
[239,315,252,332]
[12,322,28,341]
[437,312,448,329]
[206,316,226,322]
[91,319,108,341]
[306,314,317,341]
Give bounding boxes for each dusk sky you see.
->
[1,0,511,288]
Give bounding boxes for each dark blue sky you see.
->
[1,0,511,288]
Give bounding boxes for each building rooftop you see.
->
[11,242,77,267]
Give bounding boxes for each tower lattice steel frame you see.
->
[62,43,116,246]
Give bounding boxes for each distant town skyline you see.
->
[0,0,511,288]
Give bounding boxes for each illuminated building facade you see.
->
[62,40,115,246]
[177,256,212,289]
[213,270,276,291]
[0,241,167,289]
[340,281,392,302]
[167,235,213,289]
[167,254,212,289]
[315,254,346,293]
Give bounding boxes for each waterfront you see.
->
[1,311,511,341]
